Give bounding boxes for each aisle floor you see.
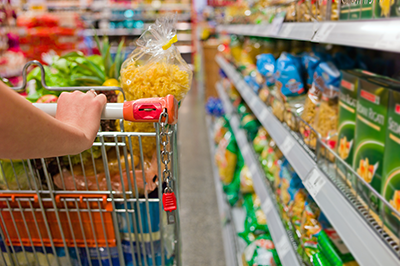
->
[178,85,226,266]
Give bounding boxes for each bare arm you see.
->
[0,81,106,159]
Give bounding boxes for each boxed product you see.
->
[353,71,390,212]
[381,88,400,240]
[337,71,359,180]
[339,0,374,20]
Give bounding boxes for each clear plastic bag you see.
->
[118,16,192,160]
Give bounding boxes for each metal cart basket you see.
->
[0,61,181,266]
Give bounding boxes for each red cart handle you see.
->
[123,94,178,124]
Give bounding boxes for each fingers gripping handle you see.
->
[33,95,178,123]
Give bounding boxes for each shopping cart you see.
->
[0,61,181,266]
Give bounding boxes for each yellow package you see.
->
[215,132,238,185]
[240,165,254,194]
[118,16,192,159]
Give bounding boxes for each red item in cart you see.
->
[0,194,116,247]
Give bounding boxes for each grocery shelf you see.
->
[216,55,400,266]
[216,20,400,53]
[83,30,192,39]
[216,83,303,266]
[206,115,246,266]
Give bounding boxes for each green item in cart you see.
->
[353,70,392,213]
[382,88,400,241]
[312,252,332,266]
[318,229,357,266]
[242,235,281,266]
[337,70,359,183]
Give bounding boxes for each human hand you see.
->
[55,90,107,150]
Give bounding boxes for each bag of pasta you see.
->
[313,62,341,161]
[118,16,192,160]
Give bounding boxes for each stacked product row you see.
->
[219,34,400,249]
[210,78,361,265]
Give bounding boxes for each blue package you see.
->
[302,54,321,87]
[116,201,174,266]
[244,75,261,94]
[79,246,120,266]
[122,240,173,266]
[256,53,276,86]
[275,52,305,97]
[312,62,341,98]
[279,159,304,206]
[206,97,225,117]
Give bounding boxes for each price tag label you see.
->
[279,23,294,38]
[313,23,335,42]
[374,22,400,50]
[268,12,286,36]
[280,136,295,156]
[304,168,326,198]
[260,109,269,121]
[261,197,273,215]
[276,236,291,258]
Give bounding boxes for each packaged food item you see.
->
[313,63,341,155]
[118,16,192,160]
[256,53,276,87]
[53,149,155,194]
[353,71,392,213]
[318,229,358,266]
[312,252,332,266]
[302,54,321,89]
[299,201,322,263]
[284,94,306,131]
[381,88,400,241]
[215,131,238,185]
[337,71,358,180]
[243,194,269,236]
[340,0,374,19]
[244,75,261,94]
[333,53,356,70]
[224,152,244,206]
[240,165,255,194]
[274,52,305,97]
[230,35,243,64]
[300,62,340,149]
[278,159,304,212]
[214,117,229,145]
[253,127,269,154]
[374,0,394,18]
[242,235,281,266]
[241,114,261,140]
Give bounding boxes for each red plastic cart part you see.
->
[123,94,178,124]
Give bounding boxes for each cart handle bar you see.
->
[33,95,178,124]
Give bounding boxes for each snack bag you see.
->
[118,16,192,160]
[241,114,261,140]
[317,229,358,266]
[256,53,276,87]
[224,151,244,206]
[274,52,305,97]
[253,127,269,154]
[313,62,341,153]
[242,235,281,266]
[302,54,321,89]
[242,194,269,236]
[215,131,238,185]
[240,165,255,194]
[214,116,229,145]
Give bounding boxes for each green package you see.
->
[242,235,281,266]
[242,194,270,236]
[318,229,356,266]
[374,0,395,18]
[353,71,390,212]
[224,151,244,206]
[340,0,375,19]
[382,88,400,239]
[242,114,261,140]
[337,71,359,181]
[312,252,332,266]
[253,128,269,154]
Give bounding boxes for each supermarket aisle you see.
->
[178,84,226,266]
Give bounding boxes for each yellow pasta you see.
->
[118,61,191,159]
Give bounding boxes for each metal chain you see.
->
[159,109,173,193]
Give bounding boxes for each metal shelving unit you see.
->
[216,20,400,52]
[215,82,303,266]
[206,116,247,266]
[216,55,400,266]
